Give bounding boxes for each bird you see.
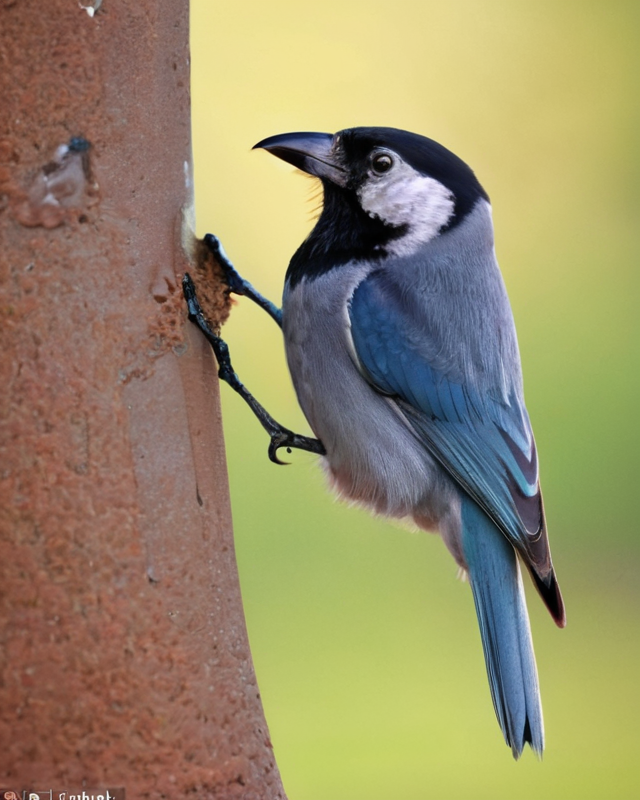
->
[186,126,566,758]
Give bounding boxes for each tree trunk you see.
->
[0,2,285,797]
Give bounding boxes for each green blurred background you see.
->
[190,2,639,798]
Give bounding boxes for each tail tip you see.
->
[508,717,544,760]
[532,567,566,628]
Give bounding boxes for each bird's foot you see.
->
[183,272,324,463]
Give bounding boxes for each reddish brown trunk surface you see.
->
[0,2,285,797]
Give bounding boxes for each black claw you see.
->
[267,429,327,465]
[269,441,290,465]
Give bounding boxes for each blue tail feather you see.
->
[461,496,544,758]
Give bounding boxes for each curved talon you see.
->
[267,429,326,464]
[268,436,292,466]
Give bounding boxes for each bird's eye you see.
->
[371,153,393,174]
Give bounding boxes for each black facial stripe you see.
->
[285,182,406,287]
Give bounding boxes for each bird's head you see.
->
[254,127,489,264]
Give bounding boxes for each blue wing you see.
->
[349,269,564,624]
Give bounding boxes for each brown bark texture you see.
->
[0,1,285,798]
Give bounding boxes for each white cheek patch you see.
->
[357,159,455,256]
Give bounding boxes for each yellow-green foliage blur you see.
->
[191,2,639,798]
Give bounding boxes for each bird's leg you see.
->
[182,273,326,464]
[204,233,283,328]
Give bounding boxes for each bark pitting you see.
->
[13,136,96,229]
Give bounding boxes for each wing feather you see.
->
[349,269,565,625]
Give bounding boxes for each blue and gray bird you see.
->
[185,126,566,758]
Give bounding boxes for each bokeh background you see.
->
[190,2,639,798]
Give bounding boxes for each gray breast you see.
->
[282,264,456,524]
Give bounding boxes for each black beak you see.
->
[253,131,347,186]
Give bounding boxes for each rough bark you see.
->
[0,1,285,797]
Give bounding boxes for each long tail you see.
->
[461,495,544,758]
